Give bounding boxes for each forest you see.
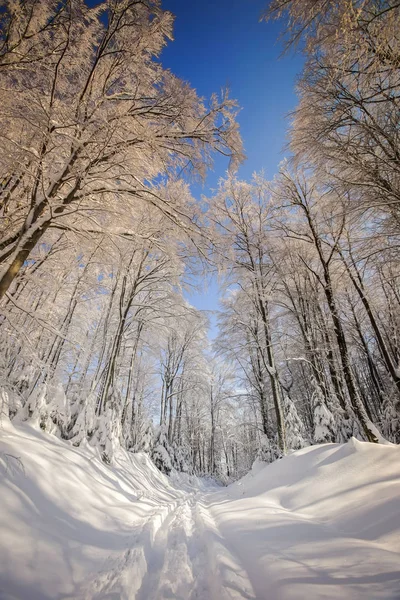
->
[0,0,399,482]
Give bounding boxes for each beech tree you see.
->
[264,0,400,226]
[0,0,243,298]
[214,168,399,452]
[212,176,287,453]
[271,166,382,442]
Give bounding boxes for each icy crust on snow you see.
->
[210,437,400,600]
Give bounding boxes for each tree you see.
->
[212,175,287,453]
[0,0,243,298]
[271,166,383,443]
[284,394,308,450]
[312,387,337,444]
[265,0,400,227]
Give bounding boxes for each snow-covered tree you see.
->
[152,425,174,475]
[0,0,243,298]
[212,176,286,454]
[312,390,337,444]
[381,395,400,444]
[70,393,97,447]
[284,395,307,450]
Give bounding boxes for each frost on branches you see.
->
[0,0,243,299]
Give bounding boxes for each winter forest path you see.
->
[78,474,400,600]
[79,489,258,600]
[1,426,399,600]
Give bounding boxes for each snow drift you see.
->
[209,439,400,599]
[0,419,399,600]
[0,420,184,600]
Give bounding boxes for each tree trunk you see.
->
[340,249,400,395]
[257,294,286,454]
[324,278,379,443]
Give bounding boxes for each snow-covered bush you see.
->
[173,443,192,474]
[151,425,174,474]
[70,392,97,446]
[48,381,70,438]
[257,433,282,463]
[0,389,10,423]
[312,390,337,443]
[18,384,50,431]
[284,395,308,450]
[381,395,400,444]
[137,421,154,453]
[97,400,122,464]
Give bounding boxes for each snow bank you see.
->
[209,438,400,600]
[0,420,183,599]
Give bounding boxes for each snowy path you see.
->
[1,424,400,600]
[77,491,257,600]
[76,479,400,600]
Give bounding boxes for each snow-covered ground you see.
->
[0,420,399,600]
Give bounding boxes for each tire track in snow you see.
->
[76,495,184,600]
[135,493,212,600]
[135,492,257,600]
[77,490,257,600]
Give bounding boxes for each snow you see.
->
[0,419,183,600]
[210,438,400,600]
[0,420,399,599]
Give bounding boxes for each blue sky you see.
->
[160,0,304,336]
[161,0,303,183]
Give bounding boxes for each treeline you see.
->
[215,0,400,458]
[0,0,399,481]
[0,0,243,476]
[213,169,399,459]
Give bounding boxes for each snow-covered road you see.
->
[79,491,258,600]
[1,422,400,600]
[79,469,400,600]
